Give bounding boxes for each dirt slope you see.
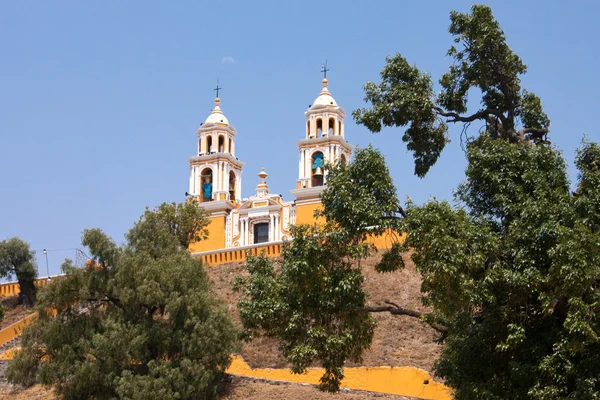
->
[206,251,441,373]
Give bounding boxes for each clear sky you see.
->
[1,1,599,277]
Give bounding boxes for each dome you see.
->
[204,98,229,126]
[310,79,337,109]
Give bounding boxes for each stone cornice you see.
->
[304,105,346,118]
[296,136,354,152]
[197,124,237,136]
[290,186,325,201]
[188,153,245,168]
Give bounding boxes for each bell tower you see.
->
[296,77,352,189]
[187,94,244,203]
[291,73,353,224]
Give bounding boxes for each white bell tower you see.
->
[296,76,353,190]
[187,94,244,203]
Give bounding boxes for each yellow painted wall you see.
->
[294,202,324,226]
[0,277,54,298]
[0,345,451,400]
[0,313,36,347]
[189,215,226,253]
[226,356,452,400]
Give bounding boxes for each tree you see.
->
[235,225,376,392]
[353,4,550,177]
[239,5,600,397]
[235,147,407,392]
[6,202,238,400]
[0,237,38,307]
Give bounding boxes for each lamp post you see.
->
[42,249,51,281]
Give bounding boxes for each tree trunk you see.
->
[18,279,36,308]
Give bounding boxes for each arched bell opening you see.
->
[307,121,311,138]
[328,117,335,136]
[228,138,233,155]
[229,171,236,201]
[218,135,225,153]
[316,119,323,137]
[311,151,324,187]
[340,153,347,168]
[338,120,342,137]
[200,168,213,202]
[206,136,213,154]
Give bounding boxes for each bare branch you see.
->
[433,106,505,124]
[362,299,447,334]
[517,127,549,137]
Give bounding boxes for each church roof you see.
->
[310,78,337,109]
[204,98,229,126]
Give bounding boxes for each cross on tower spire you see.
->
[213,80,222,98]
[321,61,329,79]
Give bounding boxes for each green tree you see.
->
[0,237,38,307]
[235,148,416,392]
[6,202,238,400]
[235,225,376,392]
[353,4,550,177]
[238,5,600,397]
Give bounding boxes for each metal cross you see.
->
[213,80,222,98]
[321,61,329,79]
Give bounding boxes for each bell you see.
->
[229,182,235,191]
[313,166,324,176]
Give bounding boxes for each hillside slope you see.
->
[206,251,441,373]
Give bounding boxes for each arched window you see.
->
[328,117,335,135]
[218,135,225,153]
[229,171,236,201]
[311,151,324,187]
[228,138,233,154]
[317,119,323,136]
[207,136,213,153]
[200,168,213,202]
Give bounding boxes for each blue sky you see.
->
[1,1,599,277]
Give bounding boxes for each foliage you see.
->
[353,4,550,177]
[399,137,600,399]
[128,201,210,252]
[6,202,238,400]
[0,237,38,307]
[235,224,376,392]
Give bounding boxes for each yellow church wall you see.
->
[189,215,226,253]
[294,202,324,226]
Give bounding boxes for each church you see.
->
[187,76,353,254]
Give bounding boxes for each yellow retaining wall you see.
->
[193,229,402,267]
[0,277,54,298]
[227,356,451,400]
[195,242,284,266]
[0,346,451,400]
[0,313,37,347]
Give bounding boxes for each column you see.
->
[299,150,304,179]
[305,150,311,183]
[241,219,247,246]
